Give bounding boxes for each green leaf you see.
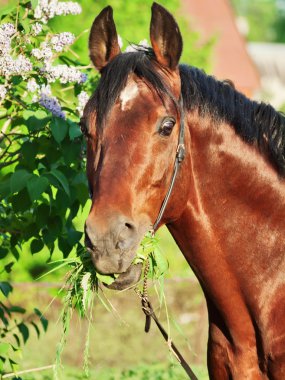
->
[8,357,19,373]
[68,121,82,140]
[58,237,72,258]
[153,249,169,276]
[3,262,14,274]
[10,170,32,193]
[34,308,48,332]
[9,306,25,314]
[67,229,82,246]
[30,238,44,254]
[0,177,11,198]
[34,204,50,227]
[30,321,41,338]
[22,110,34,120]
[23,110,50,132]
[48,169,70,196]
[96,273,116,286]
[10,188,32,213]
[18,323,29,344]
[27,175,49,201]
[0,3,16,17]
[0,248,9,259]
[21,141,38,166]
[13,333,21,348]
[0,282,13,297]
[50,117,68,143]
[0,306,8,326]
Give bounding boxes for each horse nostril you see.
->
[115,221,137,250]
[125,222,134,230]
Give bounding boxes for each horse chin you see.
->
[103,262,143,291]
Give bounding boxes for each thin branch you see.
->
[2,364,55,379]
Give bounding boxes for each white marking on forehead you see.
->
[119,82,139,111]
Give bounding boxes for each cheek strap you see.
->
[152,97,185,231]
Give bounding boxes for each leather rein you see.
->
[136,98,199,380]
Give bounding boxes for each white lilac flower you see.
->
[51,32,75,52]
[39,93,65,118]
[31,42,53,62]
[14,55,33,74]
[34,0,82,23]
[0,33,11,56]
[125,39,149,53]
[27,78,39,93]
[54,2,82,16]
[77,91,89,116]
[32,22,43,36]
[0,55,32,76]
[43,64,87,84]
[40,83,52,96]
[0,23,16,37]
[0,84,7,102]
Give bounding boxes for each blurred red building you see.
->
[180,0,260,97]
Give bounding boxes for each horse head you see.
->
[82,4,190,289]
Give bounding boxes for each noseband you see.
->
[153,98,186,231]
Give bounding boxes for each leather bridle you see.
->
[141,98,199,380]
[153,97,186,231]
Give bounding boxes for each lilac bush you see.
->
[0,0,94,376]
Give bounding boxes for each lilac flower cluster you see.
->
[0,23,16,37]
[39,92,65,118]
[32,22,43,36]
[0,23,32,76]
[0,54,32,76]
[51,32,75,52]
[43,64,87,84]
[34,0,82,23]
[0,3,86,119]
[26,80,66,118]
[31,42,53,62]
[27,78,39,93]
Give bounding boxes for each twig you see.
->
[2,364,55,379]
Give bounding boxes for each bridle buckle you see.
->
[176,143,185,163]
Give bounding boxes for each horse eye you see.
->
[159,118,175,137]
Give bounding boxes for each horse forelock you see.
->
[85,46,180,130]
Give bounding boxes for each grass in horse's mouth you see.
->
[46,232,168,377]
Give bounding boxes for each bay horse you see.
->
[82,3,285,379]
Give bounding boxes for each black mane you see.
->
[180,64,285,175]
[92,46,285,175]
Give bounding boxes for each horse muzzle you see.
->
[84,213,143,289]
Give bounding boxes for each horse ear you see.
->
[89,6,121,72]
[150,2,183,70]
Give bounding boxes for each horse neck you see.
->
[168,109,285,282]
